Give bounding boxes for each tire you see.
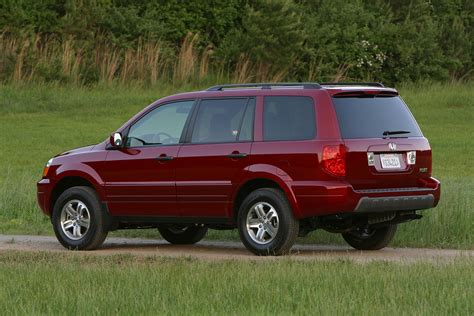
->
[158,225,208,244]
[342,224,398,250]
[52,186,108,250]
[237,188,299,256]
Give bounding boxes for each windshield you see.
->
[332,96,422,139]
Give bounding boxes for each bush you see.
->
[0,0,472,85]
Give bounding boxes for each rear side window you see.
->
[263,96,316,141]
[191,98,254,143]
[332,96,422,139]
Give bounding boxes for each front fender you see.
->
[53,163,106,201]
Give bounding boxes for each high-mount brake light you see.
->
[322,145,346,177]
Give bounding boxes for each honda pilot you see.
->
[37,82,441,255]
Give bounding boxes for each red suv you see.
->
[37,83,440,255]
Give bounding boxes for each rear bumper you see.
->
[354,194,434,213]
[290,177,441,217]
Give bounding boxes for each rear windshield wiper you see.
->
[383,130,411,137]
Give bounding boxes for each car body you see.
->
[37,82,440,255]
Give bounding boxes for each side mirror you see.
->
[110,132,123,148]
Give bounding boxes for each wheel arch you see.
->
[50,174,104,215]
[231,176,301,220]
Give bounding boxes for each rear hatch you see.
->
[332,91,432,190]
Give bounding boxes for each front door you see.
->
[103,100,195,216]
[176,97,255,218]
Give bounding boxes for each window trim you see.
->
[237,98,255,142]
[262,95,317,142]
[183,97,256,145]
[124,99,197,148]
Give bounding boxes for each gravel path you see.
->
[0,234,472,263]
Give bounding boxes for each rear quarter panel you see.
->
[244,90,348,218]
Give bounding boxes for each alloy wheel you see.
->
[246,202,279,245]
[60,199,91,240]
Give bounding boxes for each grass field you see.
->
[0,83,473,248]
[0,251,472,314]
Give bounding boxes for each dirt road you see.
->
[0,234,472,263]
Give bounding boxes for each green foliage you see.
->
[0,0,472,83]
[432,0,474,79]
[301,0,385,80]
[218,0,305,73]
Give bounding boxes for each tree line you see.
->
[0,0,472,85]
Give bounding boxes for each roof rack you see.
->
[320,82,385,88]
[206,82,322,91]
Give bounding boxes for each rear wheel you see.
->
[158,225,208,244]
[52,186,108,250]
[238,188,299,256]
[342,224,397,250]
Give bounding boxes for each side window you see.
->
[263,96,316,141]
[126,100,194,147]
[191,98,251,143]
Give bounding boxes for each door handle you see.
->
[226,152,248,159]
[156,155,174,161]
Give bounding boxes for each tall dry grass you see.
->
[95,45,120,84]
[173,32,199,84]
[233,54,253,83]
[12,38,30,83]
[0,33,341,86]
[0,33,202,85]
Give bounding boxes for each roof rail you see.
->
[320,82,385,88]
[206,82,322,91]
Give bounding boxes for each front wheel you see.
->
[238,188,299,256]
[158,225,208,244]
[52,186,108,250]
[342,224,397,250]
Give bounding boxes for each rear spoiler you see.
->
[332,90,399,98]
[320,82,385,88]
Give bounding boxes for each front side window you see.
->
[126,100,194,147]
[263,96,316,141]
[191,98,254,143]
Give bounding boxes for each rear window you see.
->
[332,96,422,139]
[264,96,316,141]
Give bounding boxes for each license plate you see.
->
[380,154,401,169]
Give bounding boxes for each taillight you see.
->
[322,145,346,177]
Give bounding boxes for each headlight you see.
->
[42,158,53,177]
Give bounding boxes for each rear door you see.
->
[250,95,320,181]
[176,97,255,218]
[332,94,432,190]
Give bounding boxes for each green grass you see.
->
[0,251,472,315]
[0,83,473,248]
